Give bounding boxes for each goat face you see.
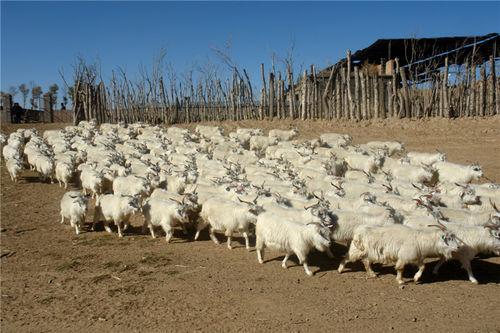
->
[175,206,190,223]
[438,232,461,259]
[469,164,483,179]
[125,197,141,214]
[312,207,337,228]
[248,204,265,216]
[459,188,479,205]
[306,223,331,252]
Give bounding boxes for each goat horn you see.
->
[304,202,319,210]
[306,222,322,227]
[237,197,253,205]
[169,197,182,204]
[484,223,499,231]
[411,183,422,190]
[422,162,433,169]
[490,199,499,213]
[427,224,446,232]
[331,183,341,191]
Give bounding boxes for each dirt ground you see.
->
[1,117,500,332]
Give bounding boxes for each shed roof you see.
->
[318,33,499,79]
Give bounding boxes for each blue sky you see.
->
[1,1,499,102]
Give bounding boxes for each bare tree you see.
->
[8,86,18,99]
[31,85,43,109]
[49,84,59,108]
[18,83,29,108]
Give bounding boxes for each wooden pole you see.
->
[443,57,450,117]
[268,72,275,119]
[354,66,360,120]
[340,66,347,118]
[480,64,486,117]
[322,65,335,120]
[260,63,266,120]
[335,72,341,119]
[346,50,354,119]
[489,55,496,115]
[311,64,318,119]
[360,69,367,119]
[398,59,410,118]
[374,75,379,118]
[287,65,295,119]
[301,70,308,120]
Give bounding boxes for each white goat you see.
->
[5,158,24,182]
[55,161,74,189]
[365,141,404,156]
[113,175,151,198]
[434,161,483,184]
[80,168,104,198]
[60,191,89,235]
[255,217,331,276]
[2,144,21,161]
[320,133,352,147]
[34,155,55,183]
[268,128,299,141]
[344,154,383,174]
[92,194,140,237]
[407,151,446,166]
[196,196,264,250]
[338,224,461,284]
[432,224,500,284]
[141,197,190,242]
[405,220,500,284]
[389,164,434,184]
[249,135,278,152]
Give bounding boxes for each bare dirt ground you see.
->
[1,117,500,332]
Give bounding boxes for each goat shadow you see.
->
[21,175,49,183]
[337,256,500,285]
[262,243,347,273]
[87,221,195,243]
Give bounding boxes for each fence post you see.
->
[489,55,496,115]
[1,93,12,123]
[43,93,53,123]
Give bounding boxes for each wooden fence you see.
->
[71,52,499,125]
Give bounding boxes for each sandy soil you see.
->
[1,117,500,332]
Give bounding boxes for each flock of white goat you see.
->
[2,120,499,285]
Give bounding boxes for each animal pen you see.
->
[67,33,499,124]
